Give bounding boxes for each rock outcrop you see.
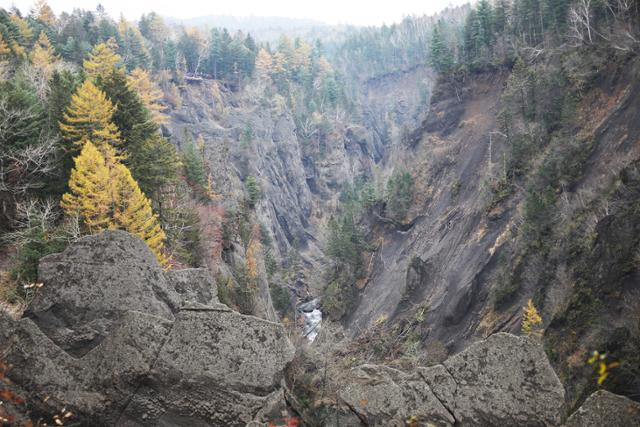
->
[0,231,294,426]
[28,231,180,356]
[564,390,640,427]
[339,333,565,426]
[339,364,455,426]
[165,268,219,307]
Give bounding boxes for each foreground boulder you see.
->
[339,364,455,426]
[423,333,566,426]
[0,231,294,426]
[564,390,640,427]
[165,268,219,306]
[28,231,180,356]
[118,306,294,425]
[339,333,565,426]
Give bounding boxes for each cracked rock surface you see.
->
[564,390,640,427]
[339,333,565,426]
[0,231,294,426]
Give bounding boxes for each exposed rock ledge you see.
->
[1,231,638,426]
[0,231,295,426]
[336,333,640,427]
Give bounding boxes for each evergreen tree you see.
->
[97,69,157,148]
[128,134,180,197]
[59,79,121,152]
[182,140,207,194]
[476,0,495,48]
[46,70,79,132]
[245,176,261,207]
[0,78,46,151]
[386,171,414,221]
[429,24,454,73]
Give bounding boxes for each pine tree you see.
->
[83,41,122,80]
[126,68,168,125]
[128,134,179,197]
[429,24,454,73]
[60,141,114,232]
[245,176,261,207]
[386,171,414,221]
[97,69,157,148]
[182,140,207,193]
[59,80,121,151]
[521,299,543,336]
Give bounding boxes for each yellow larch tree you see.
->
[30,32,56,77]
[255,49,273,80]
[59,80,121,151]
[272,52,287,75]
[62,141,168,266]
[83,41,122,80]
[112,162,168,266]
[521,299,543,337]
[315,57,333,78]
[33,0,56,26]
[60,141,114,233]
[292,41,312,72]
[127,68,168,125]
[0,34,10,56]
[10,15,33,46]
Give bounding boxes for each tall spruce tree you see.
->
[97,69,157,149]
[429,24,454,73]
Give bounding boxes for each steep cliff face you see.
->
[348,72,509,350]
[164,66,434,294]
[347,53,640,406]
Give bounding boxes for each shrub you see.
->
[270,284,291,317]
[245,176,262,207]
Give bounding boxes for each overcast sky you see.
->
[2,0,470,26]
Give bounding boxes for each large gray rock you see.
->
[165,268,219,306]
[422,333,565,426]
[1,231,295,426]
[339,364,455,427]
[118,306,295,426]
[338,333,565,427]
[565,390,640,427]
[29,231,179,356]
[2,305,294,426]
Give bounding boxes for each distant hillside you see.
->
[165,14,345,43]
